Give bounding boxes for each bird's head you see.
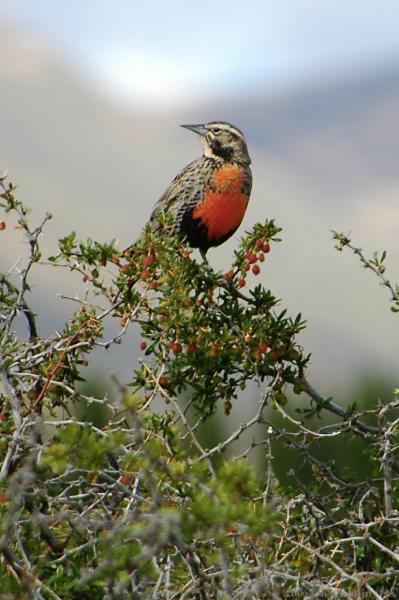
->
[181,121,251,165]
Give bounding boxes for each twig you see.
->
[366,535,399,565]
[302,379,379,436]
[142,362,215,476]
[201,377,278,459]
[333,234,399,305]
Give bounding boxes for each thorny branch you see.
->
[1,170,398,598]
[333,231,399,308]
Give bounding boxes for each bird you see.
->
[149,121,252,262]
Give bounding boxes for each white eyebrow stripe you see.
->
[208,122,245,139]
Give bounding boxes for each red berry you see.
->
[159,376,168,388]
[99,257,107,267]
[247,253,257,264]
[143,254,154,266]
[140,269,150,279]
[82,275,89,283]
[120,264,130,272]
[112,257,120,265]
[27,389,38,401]
[140,341,147,351]
[0,221,6,231]
[224,270,234,280]
[263,243,270,253]
[187,342,197,353]
[238,279,246,288]
[258,252,265,262]
[120,474,130,486]
[149,279,158,289]
[255,239,263,249]
[210,342,218,357]
[0,413,6,421]
[252,264,260,275]
[172,342,182,355]
[245,251,252,259]
[258,342,268,353]
[242,262,250,272]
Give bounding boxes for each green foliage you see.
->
[121,222,307,419]
[43,424,127,473]
[0,174,398,598]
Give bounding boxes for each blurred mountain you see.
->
[226,67,399,196]
[1,19,398,388]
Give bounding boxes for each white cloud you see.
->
[3,0,399,108]
[98,52,209,109]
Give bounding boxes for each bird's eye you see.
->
[212,128,221,134]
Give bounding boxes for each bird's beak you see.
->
[180,123,207,136]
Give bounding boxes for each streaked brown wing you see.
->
[149,158,214,233]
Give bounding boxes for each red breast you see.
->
[192,164,249,243]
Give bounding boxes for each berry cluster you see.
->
[226,237,271,288]
[120,244,161,289]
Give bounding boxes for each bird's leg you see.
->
[200,249,209,265]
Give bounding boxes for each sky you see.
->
[2,0,399,108]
